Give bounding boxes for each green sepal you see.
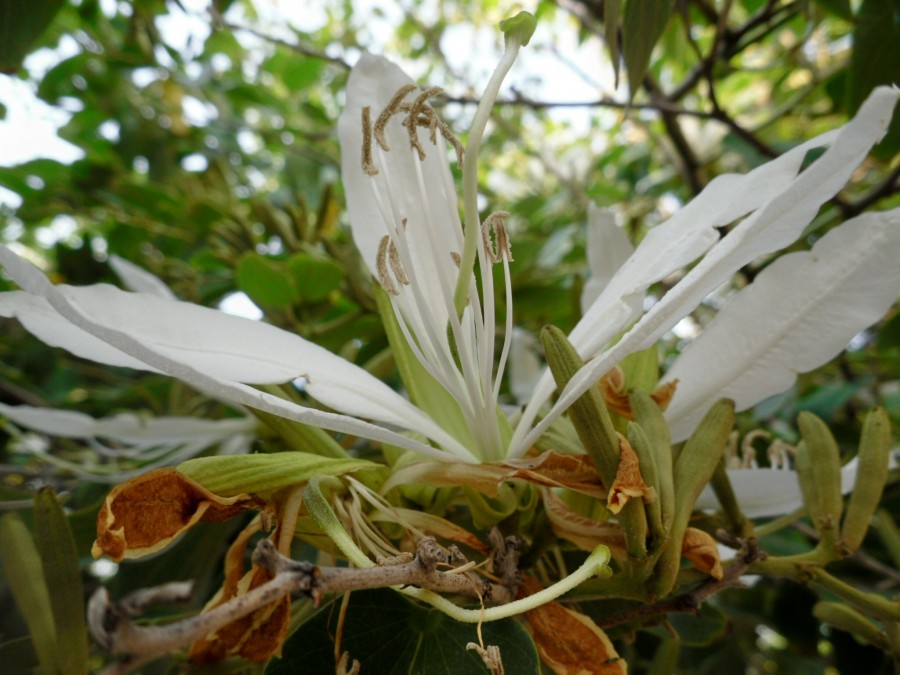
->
[178,453,382,498]
[540,325,619,486]
[33,489,88,675]
[841,406,891,551]
[0,514,59,675]
[619,345,659,393]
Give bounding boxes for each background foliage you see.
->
[0,0,898,673]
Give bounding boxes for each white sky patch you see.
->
[218,291,264,320]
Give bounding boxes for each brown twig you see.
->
[89,536,519,674]
[594,536,768,629]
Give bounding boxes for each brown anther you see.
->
[481,211,513,263]
[450,251,462,267]
[388,238,409,286]
[374,84,418,151]
[361,106,379,176]
[376,235,399,295]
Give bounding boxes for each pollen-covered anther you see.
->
[375,234,409,295]
[374,84,418,152]
[481,211,513,263]
[450,251,462,267]
[361,106,378,176]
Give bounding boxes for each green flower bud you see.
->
[841,407,891,551]
[798,412,843,537]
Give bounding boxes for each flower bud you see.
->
[797,412,843,537]
[841,407,891,551]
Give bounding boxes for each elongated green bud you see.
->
[813,601,888,649]
[652,399,734,597]
[627,421,665,548]
[630,390,673,531]
[797,412,843,538]
[673,399,736,511]
[841,407,891,551]
[541,325,619,486]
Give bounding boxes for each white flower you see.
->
[0,56,898,479]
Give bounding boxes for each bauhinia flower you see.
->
[0,50,898,493]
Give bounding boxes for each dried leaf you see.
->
[599,367,677,419]
[607,435,655,514]
[682,528,724,579]
[92,468,263,562]
[542,489,626,559]
[520,576,626,675]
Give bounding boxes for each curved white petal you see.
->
[109,255,176,299]
[338,54,463,328]
[0,290,157,371]
[695,459,859,518]
[0,401,255,446]
[580,205,635,314]
[512,86,900,457]
[665,210,900,441]
[0,246,476,461]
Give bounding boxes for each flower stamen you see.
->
[376,235,409,295]
[361,106,378,176]
[374,84,418,151]
[481,211,513,263]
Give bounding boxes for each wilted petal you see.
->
[607,434,655,514]
[520,575,626,675]
[92,468,264,562]
[682,527,724,579]
[664,209,900,441]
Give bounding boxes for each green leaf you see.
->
[604,0,622,86]
[650,603,729,646]
[236,252,300,309]
[847,0,900,158]
[0,0,65,73]
[33,489,88,675]
[621,0,672,98]
[0,514,59,675]
[287,253,344,302]
[178,453,381,497]
[266,588,540,675]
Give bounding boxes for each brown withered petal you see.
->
[682,527,724,580]
[502,451,605,499]
[520,576,627,675]
[92,468,264,562]
[650,380,678,412]
[382,451,606,499]
[189,565,291,663]
[599,367,632,419]
[542,489,627,560]
[607,435,655,515]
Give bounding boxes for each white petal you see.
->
[513,86,900,456]
[665,210,900,440]
[579,205,634,314]
[338,53,462,329]
[0,402,254,446]
[695,460,859,518]
[109,255,176,298]
[0,246,475,461]
[0,290,157,371]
